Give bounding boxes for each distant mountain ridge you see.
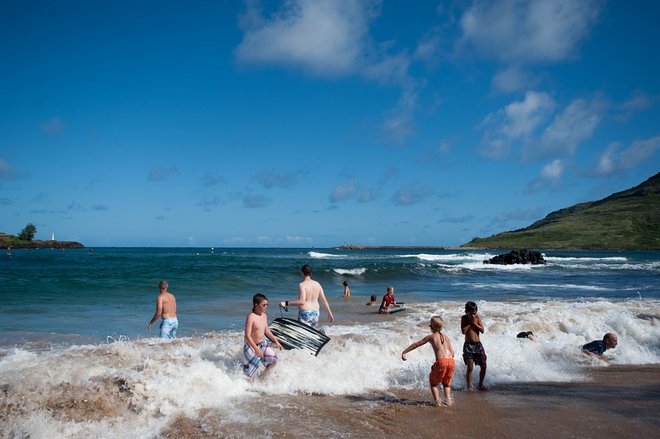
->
[463,172,660,250]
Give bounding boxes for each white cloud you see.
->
[458,0,603,63]
[526,159,564,193]
[491,65,539,93]
[594,136,660,176]
[478,91,555,159]
[540,159,564,179]
[235,0,419,142]
[329,179,356,203]
[391,184,432,206]
[527,98,601,160]
[236,0,380,77]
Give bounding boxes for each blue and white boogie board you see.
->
[269,317,331,356]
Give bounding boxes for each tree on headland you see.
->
[18,223,37,241]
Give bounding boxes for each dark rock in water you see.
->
[484,249,546,265]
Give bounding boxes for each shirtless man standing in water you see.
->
[280,264,334,328]
[148,280,178,339]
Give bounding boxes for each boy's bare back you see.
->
[429,332,454,361]
[158,292,177,319]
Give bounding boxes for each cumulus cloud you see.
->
[491,65,539,93]
[478,91,555,159]
[235,0,418,142]
[235,0,380,77]
[381,85,418,143]
[526,98,602,160]
[525,159,564,193]
[148,166,178,182]
[594,136,660,176]
[391,184,432,206]
[329,179,356,203]
[457,0,603,63]
[255,169,298,189]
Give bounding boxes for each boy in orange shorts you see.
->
[402,316,456,406]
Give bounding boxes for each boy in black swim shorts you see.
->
[461,301,487,390]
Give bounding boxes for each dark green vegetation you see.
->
[0,226,84,249]
[463,172,660,250]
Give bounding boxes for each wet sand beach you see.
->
[161,365,660,438]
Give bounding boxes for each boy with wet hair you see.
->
[402,316,456,407]
[461,301,487,390]
[244,293,283,379]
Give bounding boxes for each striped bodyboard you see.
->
[269,317,331,356]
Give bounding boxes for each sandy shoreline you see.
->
[161,364,660,438]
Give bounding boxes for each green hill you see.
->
[463,172,660,250]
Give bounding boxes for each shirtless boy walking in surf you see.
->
[461,301,487,390]
[243,293,283,379]
[402,316,456,406]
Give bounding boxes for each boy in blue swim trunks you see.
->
[461,301,487,390]
[147,280,178,339]
[279,264,334,329]
[244,293,283,379]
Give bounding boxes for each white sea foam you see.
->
[308,251,345,259]
[332,268,367,276]
[545,256,628,262]
[464,282,611,291]
[2,299,658,438]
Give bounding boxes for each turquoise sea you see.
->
[1,247,659,437]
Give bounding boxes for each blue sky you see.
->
[1,0,659,247]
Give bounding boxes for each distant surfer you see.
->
[378,286,401,313]
[244,293,282,379]
[343,281,351,299]
[279,264,334,328]
[147,280,178,339]
[582,333,618,360]
[461,301,487,390]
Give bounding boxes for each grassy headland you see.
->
[463,172,660,250]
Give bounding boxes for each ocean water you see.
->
[1,247,659,437]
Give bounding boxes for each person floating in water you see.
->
[147,280,178,339]
[366,295,377,306]
[582,333,618,360]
